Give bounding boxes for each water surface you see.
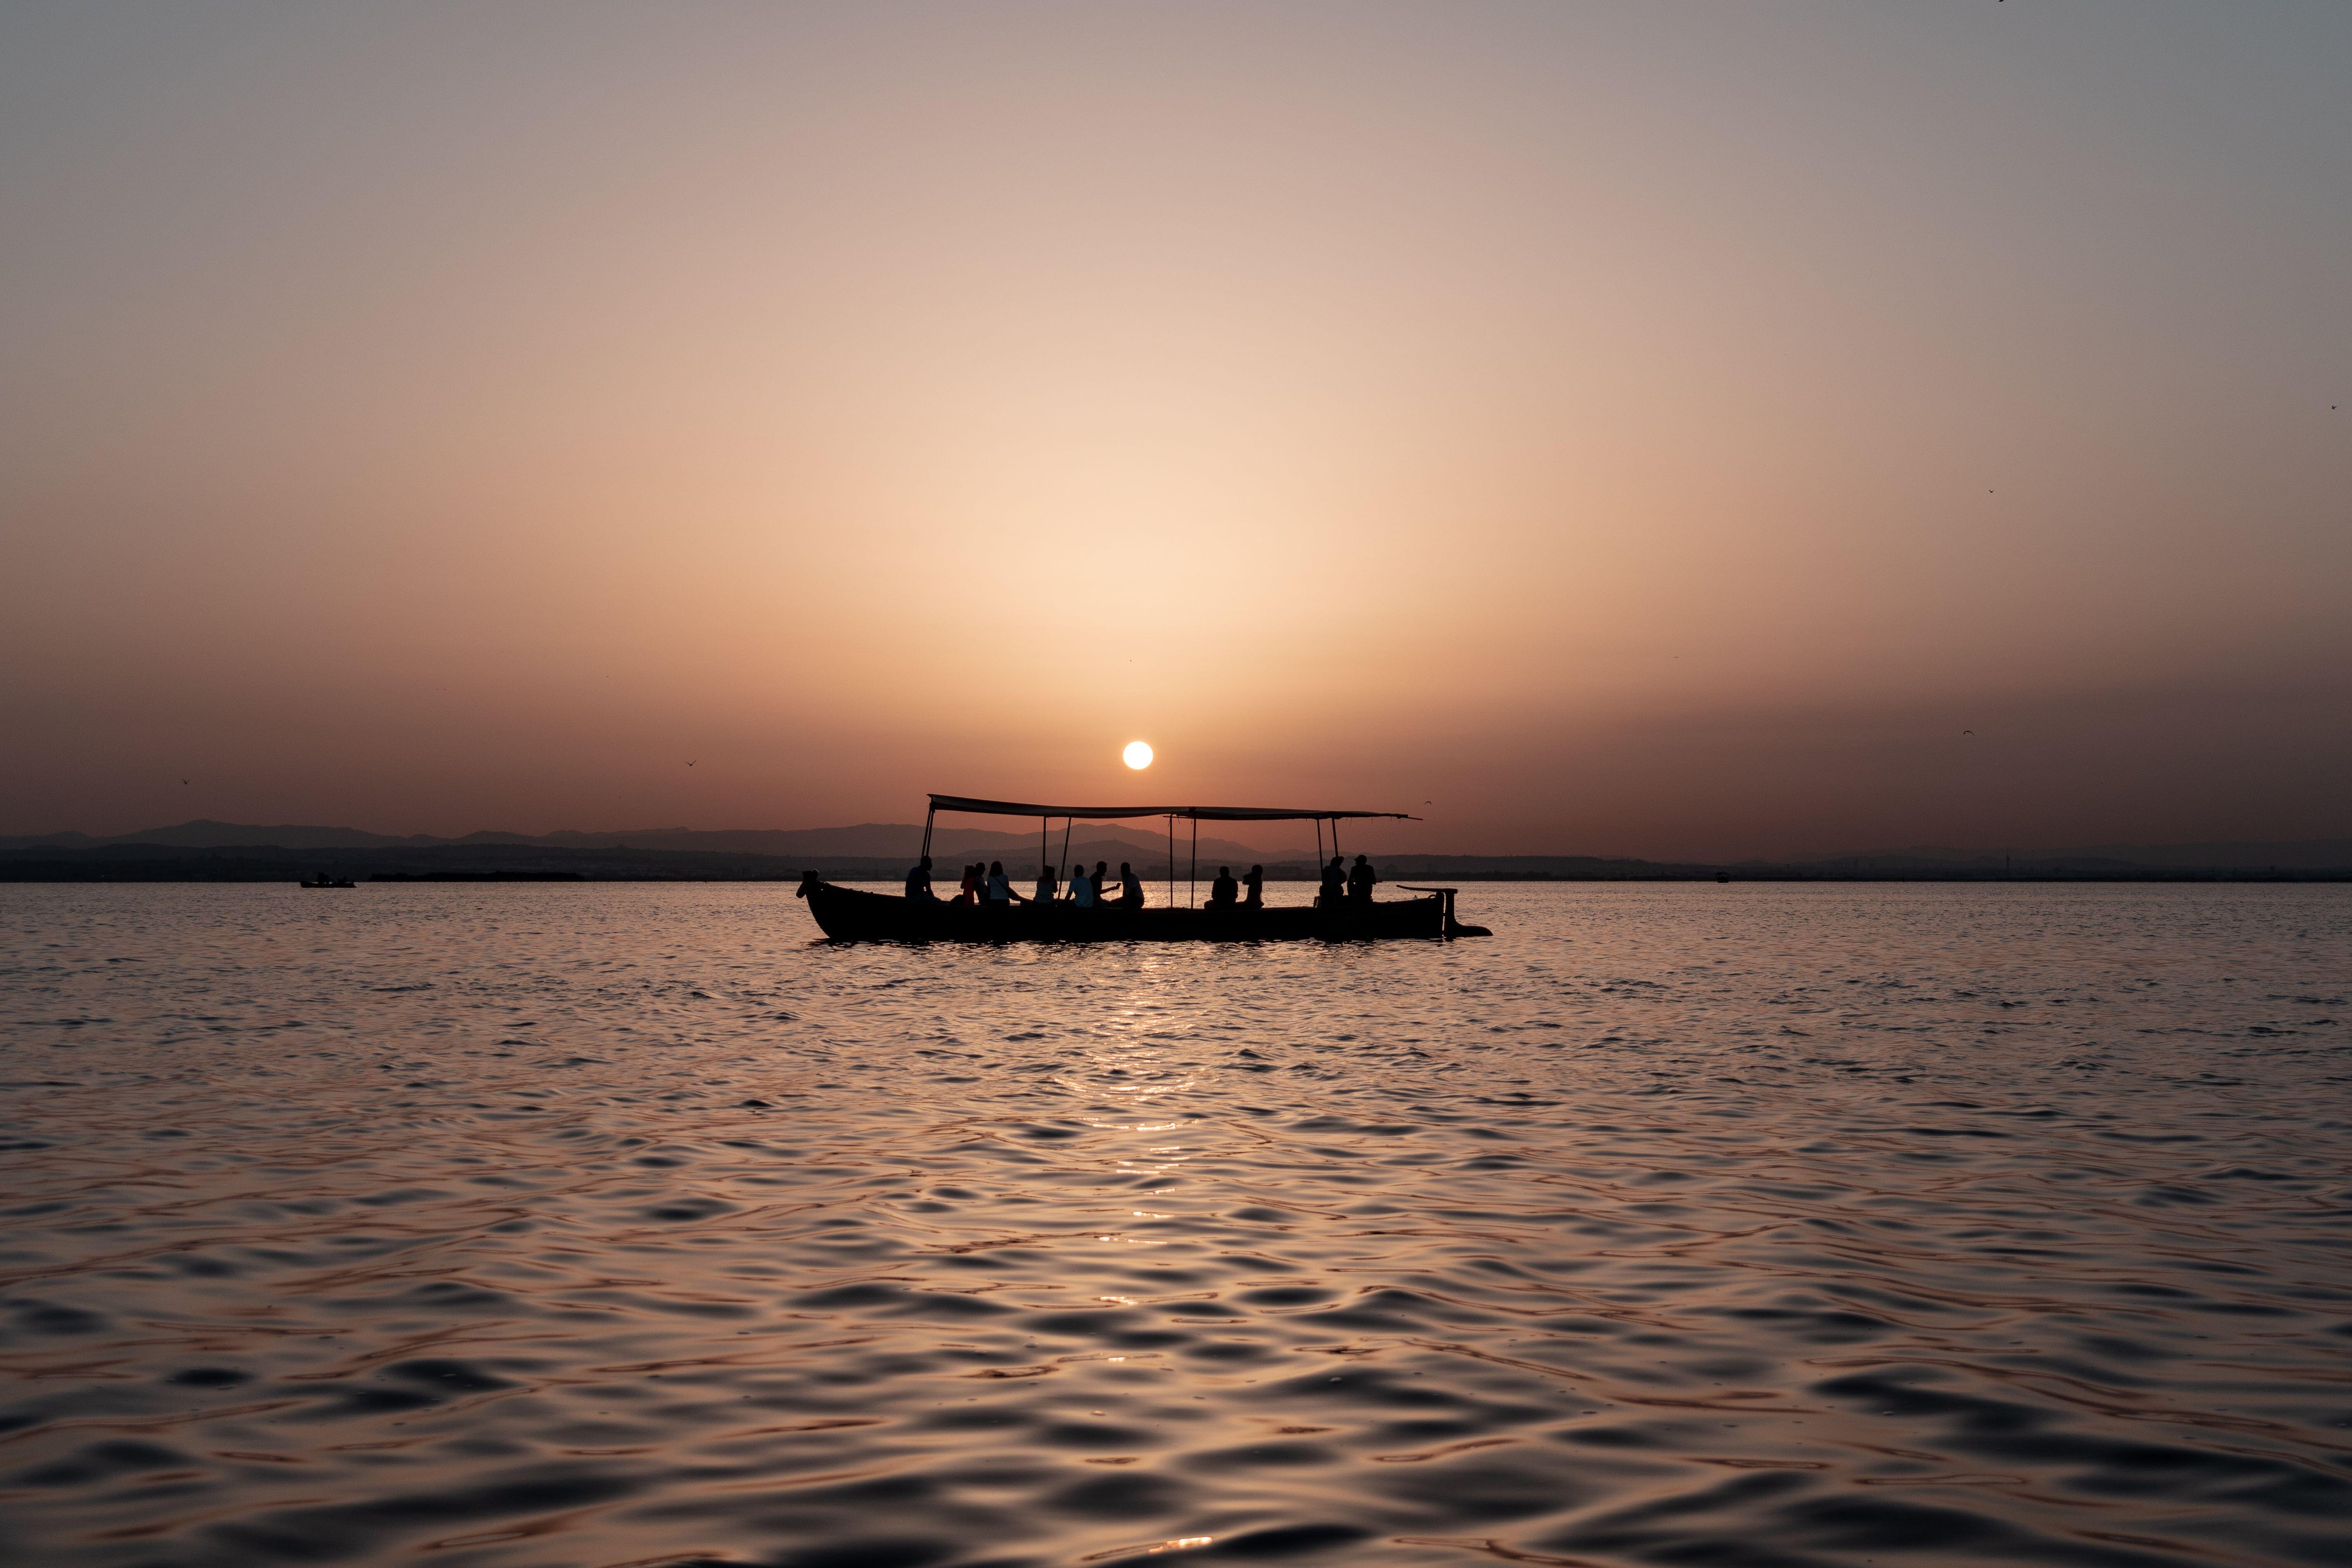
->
[2,882,2348,1568]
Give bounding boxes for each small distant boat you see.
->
[298,875,357,889]
[795,793,1490,944]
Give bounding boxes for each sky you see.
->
[2,2,2346,861]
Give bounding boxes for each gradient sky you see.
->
[3,2,2346,860]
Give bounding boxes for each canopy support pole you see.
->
[922,805,935,863]
[1059,818,1073,895]
[1189,815,1198,908]
[1332,816,1342,863]
[1166,816,1174,910]
[1041,816,1048,882]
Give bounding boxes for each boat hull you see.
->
[796,876,1455,943]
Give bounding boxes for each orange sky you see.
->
[3,3,2347,860]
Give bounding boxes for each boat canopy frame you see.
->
[924,795,1414,824]
[919,794,1417,910]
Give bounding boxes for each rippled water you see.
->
[3,882,2350,1568]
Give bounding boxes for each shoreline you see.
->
[4,852,2347,885]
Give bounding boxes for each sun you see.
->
[1122,740,1154,770]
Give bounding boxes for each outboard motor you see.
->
[1402,885,1491,938]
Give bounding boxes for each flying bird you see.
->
[1963,729,1975,736]
[686,760,697,767]
[181,777,190,784]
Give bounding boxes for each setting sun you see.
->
[1122,741,1153,770]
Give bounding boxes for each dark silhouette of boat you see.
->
[298,874,357,889]
[795,793,1490,943]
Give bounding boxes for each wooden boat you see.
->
[298,875,357,889]
[794,793,1490,943]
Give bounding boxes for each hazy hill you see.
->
[2060,839,2352,871]
[492,822,1304,866]
[0,819,441,851]
[0,819,1305,865]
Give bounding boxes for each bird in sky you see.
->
[1963,729,1975,736]
[686,760,697,768]
[180,777,189,784]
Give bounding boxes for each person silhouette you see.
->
[985,860,1014,906]
[1242,864,1264,908]
[1208,866,1239,907]
[905,855,936,901]
[1033,861,1059,904]
[1114,861,1145,908]
[1071,862,1100,908]
[1347,854,1377,904]
[1319,854,1345,909]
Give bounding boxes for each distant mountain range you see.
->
[0,819,1309,869]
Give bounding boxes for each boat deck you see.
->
[796,877,1477,942]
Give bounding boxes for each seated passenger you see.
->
[1071,863,1099,908]
[985,860,1014,905]
[1208,866,1239,906]
[1113,862,1145,908]
[905,855,936,901]
[1347,854,1377,904]
[1319,854,1346,908]
[1034,863,1060,904]
[957,863,984,905]
[1242,865,1264,907]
